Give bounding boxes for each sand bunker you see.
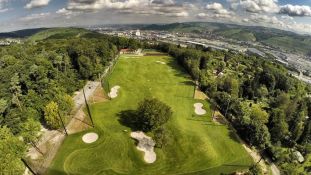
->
[108,86,120,99]
[156,61,166,65]
[194,103,207,115]
[82,132,98,143]
[130,131,156,163]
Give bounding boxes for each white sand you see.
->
[156,61,166,65]
[82,132,98,143]
[130,131,156,163]
[108,86,120,99]
[194,103,207,115]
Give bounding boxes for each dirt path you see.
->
[66,81,101,134]
[25,81,102,174]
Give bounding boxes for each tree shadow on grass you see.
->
[228,130,242,144]
[180,80,195,86]
[223,164,251,168]
[117,110,140,131]
[166,58,192,79]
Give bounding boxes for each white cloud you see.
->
[65,0,193,18]
[242,18,249,22]
[228,0,279,13]
[197,12,233,20]
[25,0,51,9]
[281,15,294,20]
[197,13,209,18]
[0,8,8,13]
[151,0,174,5]
[206,2,232,15]
[167,11,189,17]
[291,23,311,34]
[0,0,8,12]
[206,2,224,11]
[20,12,51,21]
[279,4,311,16]
[247,14,286,28]
[56,8,82,18]
[67,0,149,10]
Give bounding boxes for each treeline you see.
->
[155,43,311,174]
[0,31,139,173]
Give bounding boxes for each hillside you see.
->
[142,22,311,55]
[0,28,48,38]
[27,28,89,41]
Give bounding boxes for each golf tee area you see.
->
[47,51,253,175]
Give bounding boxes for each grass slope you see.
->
[216,29,256,42]
[28,28,88,41]
[263,36,311,55]
[47,53,253,175]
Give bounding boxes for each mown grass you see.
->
[47,53,253,175]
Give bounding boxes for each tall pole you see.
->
[57,111,68,135]
[224,98,231,118]
[107,81,111,100]
[21,158,38,175]
[83,88,95,127]
[30,141,43,155]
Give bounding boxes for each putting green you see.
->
[47,52,253,175]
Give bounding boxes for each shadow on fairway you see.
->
[223,164,250,168]
[181,80,195,86]
[166,58,192,79]
[117,110,140,131]
[228,130,241,144]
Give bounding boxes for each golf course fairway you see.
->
[47,52,253,175]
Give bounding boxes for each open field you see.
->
[47,52,253,175]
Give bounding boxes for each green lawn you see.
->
[47,53,253,175]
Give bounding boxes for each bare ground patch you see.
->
[67,109,91,134]
[89,85,109,104]
[212,111,227,125]
[26,129,66,174]
[194,89,209,100]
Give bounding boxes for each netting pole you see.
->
[21,158,38,175]
[57,111,68,135]
[83,88,95,128]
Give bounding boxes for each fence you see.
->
[101,54,120,94]
[25,54,120,175]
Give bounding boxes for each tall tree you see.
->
[136,98,172,132]
[248,120,271,149]
[44,101,61,129]
[20,118,41,144]
[269,109,289,144]
[0,126,25,174]
[10,73,23,110]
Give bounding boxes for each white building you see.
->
[135,29,141,37]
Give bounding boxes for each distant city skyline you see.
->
[0,0,311,34]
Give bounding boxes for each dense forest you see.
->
[0,30,141,174]
[155,43,311,174]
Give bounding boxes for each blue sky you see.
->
[0,0,310,34]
